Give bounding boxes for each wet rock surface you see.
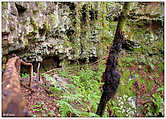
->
[2,2,99,70]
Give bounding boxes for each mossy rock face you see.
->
[2,2,100,65]
[2,2,163,69]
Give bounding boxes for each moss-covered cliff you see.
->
[2,2,102,70]
[2,2,164,71]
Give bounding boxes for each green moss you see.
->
[39,2,46,9]
[64,39,72,47]
[23,37,29,46]
[2,2,8,8]
[118,2,131,31]
[48,24,51,32]
[30,17,38,31]
[26,31,37,41]
[40,68,46,73]
[45,20,51,32]
[45,21,48,30]
[2,56,7,71]
[2,56,7,63]
[33,10,39,15]
[60,59,69,69]
[49,14,56,24]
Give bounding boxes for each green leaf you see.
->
[157,86,164,92]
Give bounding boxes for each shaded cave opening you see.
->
[20,56,62,74]
[20,55,98,76]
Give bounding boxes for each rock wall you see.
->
[2,2,164,71]
[2,2,100,70]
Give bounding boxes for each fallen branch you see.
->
[20,82,35,93]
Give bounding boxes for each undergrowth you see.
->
[40,50,164,117]
[55,64,105,117]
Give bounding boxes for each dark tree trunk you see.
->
[96,2,131,117]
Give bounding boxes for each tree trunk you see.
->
[96,2,131,117]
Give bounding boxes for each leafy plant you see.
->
[53,65,104,117]
[144,89,164,117]
[21,73,29,78]
[56,70,69,78]
[32,101,47,113]
[108,95,136,117]
[48,110,56,117]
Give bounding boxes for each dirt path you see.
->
[20,75,60,117]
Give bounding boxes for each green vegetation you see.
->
[32,101,55,117]
[2,2,8,8]
[21,73,29,78]
[42,64,105,117]
[41,47,164,117]
[5,1,163,117]
[31,2,164,117]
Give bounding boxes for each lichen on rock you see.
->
[2,2,102,70]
